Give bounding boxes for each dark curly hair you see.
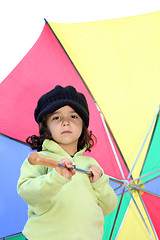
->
[26,117,96,152]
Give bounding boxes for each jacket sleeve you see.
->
[17,158,70,206]
[91,174,118,216]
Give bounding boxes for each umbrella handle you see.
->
[28,152,59,168]
[28,152,93,176]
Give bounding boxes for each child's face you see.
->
[46,105,83,154]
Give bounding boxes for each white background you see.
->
[0,0,160,83]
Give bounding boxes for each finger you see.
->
[88,168,100,176]
[60,159,73,169]
[88,164,100,170]
[88,165,102,174]
[65,163,73,169]
[69,169,76,175]
[88,164,98,171]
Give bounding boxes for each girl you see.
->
[17,85,118,240]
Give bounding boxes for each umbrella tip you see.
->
[44,18,48,24]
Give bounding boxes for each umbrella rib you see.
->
[138,192,159,240]
[114,184,123,192]
[121,186,160,198]
[0,132,27,145]
[109,187,126,240]
[117,190,129,197]
[128,183,160,197]
[114,193,133,239]
[139,110,160,177]
[128,189,155,240]
[139,174,160,187]
[130,169,160,183]
[127,107,160,180]
[96,103,126,180]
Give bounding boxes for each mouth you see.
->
[61,131,72,134]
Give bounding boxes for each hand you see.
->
[88,164,102,183]
[55,158,75,179]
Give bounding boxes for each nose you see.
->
[62,119,70,126]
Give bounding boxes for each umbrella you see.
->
[0,10,160,239]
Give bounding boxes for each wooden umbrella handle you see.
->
[28,152,59,168]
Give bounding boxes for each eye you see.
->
[53,116,60,120]
[71,115,78,119]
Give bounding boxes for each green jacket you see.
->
[17,139,118,240]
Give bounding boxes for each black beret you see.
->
[34,85,89,127]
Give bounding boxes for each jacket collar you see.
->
[42,139,86,157]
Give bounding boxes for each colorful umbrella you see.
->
[0,10,160,239]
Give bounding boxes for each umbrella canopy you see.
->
[0,10,160,239]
